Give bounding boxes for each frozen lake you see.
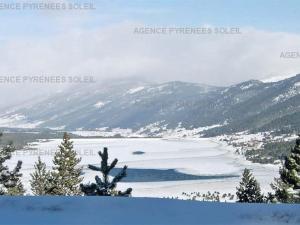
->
[9,138,278,198]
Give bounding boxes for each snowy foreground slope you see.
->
[0,197,299,225]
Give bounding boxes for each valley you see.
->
[9,137,278,199]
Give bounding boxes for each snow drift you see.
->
[0,197,299,225]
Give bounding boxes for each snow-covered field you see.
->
[9,138,278,198]
[0,197,299,225]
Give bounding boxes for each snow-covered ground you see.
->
[0,197,299,225]
[217,132,298,159]
[9,138,278,198]
[70,123,223,138]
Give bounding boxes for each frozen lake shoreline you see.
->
[9,138,278,198]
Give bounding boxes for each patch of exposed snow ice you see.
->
[294,82,300,87]
[272,86,300,103]
[126,86,145,94]
[240,84,253,90]
[94,101,111,109]
[94,101,105,108]
[136,122,164,135]
[272,96,281,103]
[221,88,229,94]
[281,134,298,142]
[71,127,140,137]
[47,125,66,130]
[0,114,44,128]
[96,127,109,131]
[147,84,169,93]
[0,114,25,122]
[156,84,169,91]
[136,123,223,138]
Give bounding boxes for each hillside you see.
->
[1,74,300,137]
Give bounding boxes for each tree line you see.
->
[236,135,300,203]
[0,132,132,196]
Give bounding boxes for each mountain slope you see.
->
[1,74,300,136]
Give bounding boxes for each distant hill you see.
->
[1,74,300,137]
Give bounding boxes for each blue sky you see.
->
[1,0,300,38]
[91,0,300,33]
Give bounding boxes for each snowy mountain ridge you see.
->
[1,74,300,136]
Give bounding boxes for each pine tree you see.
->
[0,134,25,195]
[49,133,83,195]
[271,178,294,203]
[280,136,300,187]
[236,168,263,203]
[80,147,132,196]
[271,135,300,203]
[30,157,52,195]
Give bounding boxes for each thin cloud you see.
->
[0,22,300,107]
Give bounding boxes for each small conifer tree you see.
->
[49,133,83,195]
[30,157,52,195]
[80,147,132,196]
[236,168,263,203]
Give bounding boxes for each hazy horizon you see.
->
[1,0,300,108]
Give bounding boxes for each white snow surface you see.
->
[71,123,223,138]
[0,114,44,128]
[272,85,300,103]
[72,128,137,137]
[94,101,111,109]
[294,82,300,87]
[46,125,66,130]
[261,74,295,83]
[126,86,145,94]
[0,197,299,225]
[240,83,254,90]
[135,123,222,138]
[10,138,278,199]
